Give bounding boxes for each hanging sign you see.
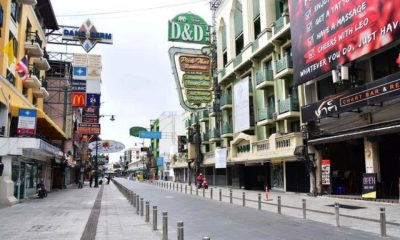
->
[17,109,37,136]
[88,140,125,153]
[168,13,210,45]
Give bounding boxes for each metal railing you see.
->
[221,121,233,135]
[220,93,232,107]
[256,69,274,86]
[275,52,293,74]
[273,14,289,34]
[209,128,220,139]
[278,95,299,114]
[257,107,274,121]
[26,31,43,48]
[198,109,209,119]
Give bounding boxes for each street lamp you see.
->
[93,114,116,188]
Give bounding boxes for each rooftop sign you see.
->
[63,19,113,52]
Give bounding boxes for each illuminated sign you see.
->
[289,0,400,85]
[168,13,210,44]
[71,92,86,107]
[63,19,113,52]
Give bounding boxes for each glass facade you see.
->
[12,160,43,200]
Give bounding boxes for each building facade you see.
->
[0,0,67,205]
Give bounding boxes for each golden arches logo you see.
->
[72,93,86,106]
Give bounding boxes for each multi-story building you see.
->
[180,0,309,193]
[0,0,67,205]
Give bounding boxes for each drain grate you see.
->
[28,225,60,232]
[326,204,366,210]
[80,186,104,240]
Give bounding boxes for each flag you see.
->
[3,39,14,66]
[16,55,29,81]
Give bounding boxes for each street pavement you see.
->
[0,181,161,240]
[117,178,400,240]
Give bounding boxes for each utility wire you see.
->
[57,0,207,17]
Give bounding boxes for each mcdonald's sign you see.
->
[71,92,86,107]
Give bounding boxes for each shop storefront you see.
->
[12,160,47,200]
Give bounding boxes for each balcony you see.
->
[221,121,233,137]
[252,132,303,160]
[209,128,221,141]
[33,57,50,71]
[233,53,242,68]
[201,132,209,143]
[209,104,218,117]
[25,31,43,57]
[257,106,274,121]
[23,74,41,89]
[33,87,49,99]
[185,119,192,129]
[252,38,259,52]
[220,93,232,110]
[191,115,199,126]
[275,53,293,79]
[278,96,300,119]
[256,69,274,89]
[16,0,37,5]
[272,13,290,36]
[198,109,209,122]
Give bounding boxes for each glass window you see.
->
[234,0,244,55]
[10,0,21,23]
[372,46,400,80]
[253,0,261,38]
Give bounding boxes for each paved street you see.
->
[116,178,400,240]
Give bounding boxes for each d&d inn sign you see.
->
[168,13,210,44]
[63,19,113,52]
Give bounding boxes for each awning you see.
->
[10,105,67,140]
[308,124,400,145]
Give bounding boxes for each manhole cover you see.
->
[326,204,366,210]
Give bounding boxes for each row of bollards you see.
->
[153,180,389,238]
[115,180,212,240]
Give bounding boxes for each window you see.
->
[253,0,261,39]
[9,31,18,58]
[290,120,300,133]
[10,0,21,23]
[6,69,15,85]
[221,23,228,66]
[372,46,400,80]
[234,0,244,55]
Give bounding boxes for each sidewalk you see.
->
[152,180,400,238]
[0,182,161,240]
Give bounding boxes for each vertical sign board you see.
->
[233,77,250,133]
[362,173,377,199]
[17,109,37,136]
[321,159,331,185]
[288,0,400,85]
[215,148,227,169]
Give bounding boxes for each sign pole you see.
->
[94,136,99,188]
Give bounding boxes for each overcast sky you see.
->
[50,0,211,162]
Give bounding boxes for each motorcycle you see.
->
[37,184,47,199]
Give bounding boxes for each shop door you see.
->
[285,161,310,193]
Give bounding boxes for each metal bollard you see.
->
[242,192,246,207]
[335,203,340,227]
[219,189,222,201]
[153,206,158,230]
[202,237,210,240]
[277,196,281,214]
[140,198,144,216]
[185,185,187,194]
[302,199,306,219]
[173,183,175,191]
[380,208,386,237]
[136,195,140,215]
[177,221,184,240]
[181,184,183,192]
[162,212,168,240]
[210,188,213,199]
[258,193,261,210]
[145,201,150,222]
[133,193,137,207]
[203,188,205,197]
[196,187,199,196]
[230,189,233,204]
[190,185,193,195]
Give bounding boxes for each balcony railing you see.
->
[198,109,209,120]
[252,133,303,157]
[26,31,42,48]
[191,115,199,125]
[256,69,274,86]
[275,53,293,74]
[273,14,290,34]
[252,38,259,52]
[185,119,192,128]
[221,121,233,135]
[201,132,209,142]
[220,93,232,107]
[233,53,242,68]
[278,96,299,114]
[257,107,274,121]
[209,128,220,139]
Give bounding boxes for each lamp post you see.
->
[94,114,115,188]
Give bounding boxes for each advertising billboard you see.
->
[233,77,250,133]
[289,0,400,85]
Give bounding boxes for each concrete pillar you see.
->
[283,161,287,191]
[0,156,18,205]
[314,150,323,194]
[364,137,381,181]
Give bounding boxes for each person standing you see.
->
[0,158,4,176]
[89,172,94,188]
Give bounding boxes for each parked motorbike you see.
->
[37,183,47,199]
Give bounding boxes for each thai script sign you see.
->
[17,109,37,136]
[168,13,210,44]
[63,19,113,52]
[289,0,400,85]
[183,74,211,88]
[78,123,100,135]
[301,71,400,122]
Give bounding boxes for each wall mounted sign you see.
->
[139,131,162,139]
[88,140,125,154]
[321,159,331,185]
[63,19,113,52]
[17,109,37,136]
[301,71,400,122]
[71,80,86,92]
[289,0,400,85]
[71,92,86,107]
[73,66,87,80]
[233,77,250,133]
[82,107,99,117]
[86,79,101,93]
[78,123,100,135]
[169,47,213,111]
[86,93,100,107]
[168,13,210,44]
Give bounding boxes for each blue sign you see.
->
[157,157,164,167]
[73,66,87,80]
[139,131,162,139]
[86,93,101,107]
[17,109,37,136]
